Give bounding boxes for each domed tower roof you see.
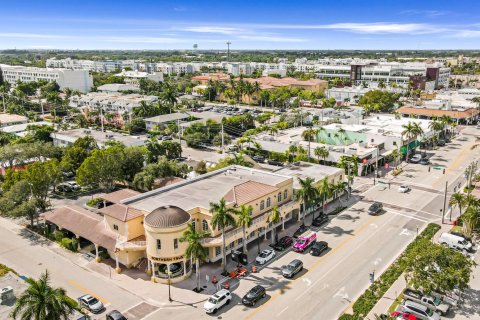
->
[145,205,190,228]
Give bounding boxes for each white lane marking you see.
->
[386,209,429,222]
[302,278,312,287]
[277,306,289,316]
[333,286,349,300]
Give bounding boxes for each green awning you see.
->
[400,140,420,155]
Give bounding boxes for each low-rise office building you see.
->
[44,166,301,283]
[50,128,148,148]
[0,64,93,93]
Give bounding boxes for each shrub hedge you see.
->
[340,223,441,319]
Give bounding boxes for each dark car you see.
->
[267,159,284,166]
[368,202,383,215]
[310,241,329,256]
[419,158,430,165]
[281,259,303,278]
[106,310,128,320]
[293,224,309,238]
[252,155,265,163]
[242,285,266,306]
[312,214,329,227]
[270,236,293,251]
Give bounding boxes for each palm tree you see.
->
[210,198,237,274]
[11,270,75,320]
[314,146,329,164]
[301,128,316,161]
[267,206,281,244]
[295,177,319,223]
[449,193,466,216]
[180,224,209,292]
[317,177,333,219]
[402,122,416,162]
[235,205,253,254]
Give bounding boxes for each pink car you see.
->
[292,232,317,252]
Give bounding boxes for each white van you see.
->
[439,233,473,252]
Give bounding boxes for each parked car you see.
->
[267,159,284,166]
[401,300,441,320]
[281,259,303,278]
[242,285,266,306]
[403,288,450,316]
[252,155,265,163]
[292,232,317,252]
[255,249,276,265]
[439,232,473,252]
[106,310,128,320]
[419,158,430,165]
[398,185,410,193]
[310,241,328,256]
[368,202,383,215]
[293,224,309,238]
[312,214,329,227]
[78,294,105,314]
[270,236,293,251]
[410,154,422,163]
[203,289,231,314]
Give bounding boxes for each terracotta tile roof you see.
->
[397,106,480,119]
[42,205,120,251]
[224,180,278,206]
[99,203,143,222]
[100,189,140,204]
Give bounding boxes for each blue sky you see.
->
[1,0,479,50]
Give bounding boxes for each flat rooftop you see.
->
[274,162,343,189]
[122,165,292,212]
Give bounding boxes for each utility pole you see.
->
[442,180,448,224]
[226,42,231,63]
[221,123,225,153]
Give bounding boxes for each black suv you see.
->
[312,214,329,227]
[368,202,383,215]
[270,236,293,251]
[310,241,328,256]
[242,285,266,306]
[293,225,309,238]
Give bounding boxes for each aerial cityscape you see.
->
[1,1,480,320]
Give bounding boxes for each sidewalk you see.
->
[366,223,454,319]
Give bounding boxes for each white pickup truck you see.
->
[403,288,450,315]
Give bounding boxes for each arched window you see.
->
[278,192,282,202]
[284,189,288,199]
[260,200,265,210]
[266,197,271,208]
[202,220,208,231]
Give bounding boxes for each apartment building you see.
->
[0,64,93,93]
[69,92,158,114]
[43,166,301,283]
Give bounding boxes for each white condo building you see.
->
[0,64,93,93]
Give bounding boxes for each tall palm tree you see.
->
[295,177,319,224]
[449,193,466,216]
[235,205,253,254]
[402,122,416,162]
[301,128,316,161]
[180,223,209,292]
[210,198,237,274]
[11,270,75,320]
[267,206,282,244]
[314,146,329,164]
[317,177,333,219]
